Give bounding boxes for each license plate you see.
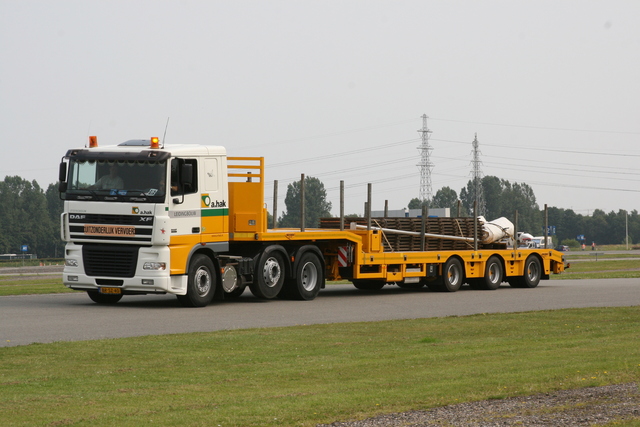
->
[100,287,122,294]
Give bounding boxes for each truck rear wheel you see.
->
[482,256,503,290]
[225,284,246,299]
[178,254,216,307]
[87,291,123,304]
[250,250,285,299]
[284,252,323,300]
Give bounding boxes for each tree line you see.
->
[0,176,63,258]
[408,175,639,247]
[1,174,637,259]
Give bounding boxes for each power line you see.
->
[268,137,419,168]
[240,117,419,150]
[430,117,640,135]
[432,137,640,158]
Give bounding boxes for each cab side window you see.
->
[171,158,198,195]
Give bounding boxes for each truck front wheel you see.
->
[87,291,123,304]
[178,254,216,307]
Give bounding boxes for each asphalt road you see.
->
[2,278,639,348]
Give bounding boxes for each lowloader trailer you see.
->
[58,136,565,307]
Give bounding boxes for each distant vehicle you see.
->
[556,245,569,252]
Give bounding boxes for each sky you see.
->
[1,0,639,219]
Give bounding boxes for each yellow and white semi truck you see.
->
[58,136,565,307]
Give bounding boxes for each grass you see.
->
[565,253,640,259]
[0,277,77,296]
[1,307,639,426]
[0,259,63,268]
[553,258,640,280]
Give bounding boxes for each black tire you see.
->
[250,250,285,299]
[482,256,503,290]
[87,290,123,304]
[352,280,385,290]
[225,284,246,299]
[467,278,484,290]
[521,255,542,288]
[425,277,442,292]
[285,252,323,300]
[508,278,524,288]
[440,257,463,292]
[177,254,216,307]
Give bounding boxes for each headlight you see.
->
[143,262,166,271]
[65,259,78,267]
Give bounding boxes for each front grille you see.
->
[69,214,153,226]
[83,244,139,278]
[68,214,154,243]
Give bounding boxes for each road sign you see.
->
[21,245,28,252]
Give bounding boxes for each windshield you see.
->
[65,159,168,202]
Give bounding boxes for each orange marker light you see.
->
[89,136,98,148]
[150,137,160,149]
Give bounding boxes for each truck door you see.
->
[200,156,229,243]
[167,158,202,275]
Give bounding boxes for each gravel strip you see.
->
[318,383,640,426]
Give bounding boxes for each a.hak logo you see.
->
[132,207,153,215]
[201,194,227,208]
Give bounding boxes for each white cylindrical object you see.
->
[481,217,514,244]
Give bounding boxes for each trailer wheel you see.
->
[285,252,323,300]
[521,255,542,288]
[425,277,443,292]
[352,280,385,290]
[466,278,484,290]
[178,254,216,307]
[507,278,523,288]
[87,291,123,304]
[482,256,503,290]
[440,257,463,292]
[250,251,285,299]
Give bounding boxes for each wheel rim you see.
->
[195,266,211,296]
[300,261,318,292]
[488,263,500,284]
[262,257,282,288]
[527,261,540,282]
[447,264,460,286]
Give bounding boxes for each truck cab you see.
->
[59,137,230,305]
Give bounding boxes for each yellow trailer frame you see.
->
[227,156,565,288]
